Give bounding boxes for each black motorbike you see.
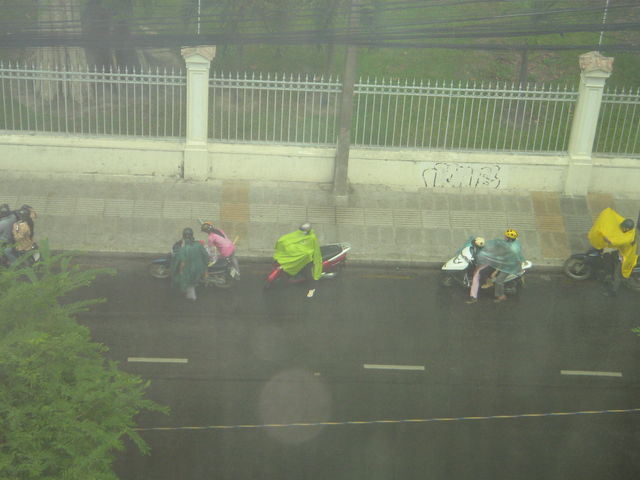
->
[563,248,640,291]
[149,242,239,289]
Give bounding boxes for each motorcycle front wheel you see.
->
[563,257,593,280]
[439,273,456,287]
[149,262,171,279]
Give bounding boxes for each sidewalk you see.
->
[1,173,638,267]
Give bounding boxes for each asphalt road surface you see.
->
[72,255,640,480]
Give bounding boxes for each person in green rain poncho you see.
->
[171,227,210,301]
[476,229,526,303]
[273,222,323,288]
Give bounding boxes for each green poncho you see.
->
[273,230,322,280]
[476,238,526,276]
[171,240,209,292]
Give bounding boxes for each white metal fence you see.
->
[352,80,577,152]
[595,87,640,156]
[0,62,186,137]
[209,72,342,145]
[1,63,639,157]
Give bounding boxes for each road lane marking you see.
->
[358,275,413,279]
[364,364,425,371]
[561,370,622,378]
[127,357,188,364]
[133,407,640,432]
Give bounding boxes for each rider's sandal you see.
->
[480,281,493,289]
[465,298,478,304]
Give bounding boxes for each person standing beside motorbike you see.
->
[171,227,209,301]
[588,208,637,297]
[200,221,240,278]
[273,222,322,297]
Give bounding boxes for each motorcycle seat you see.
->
[321,244,342,261]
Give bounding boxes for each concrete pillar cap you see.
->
[579,51,613,75]
[181,46,216,63]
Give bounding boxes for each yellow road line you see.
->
[134,408,640,432]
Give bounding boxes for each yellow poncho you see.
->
[588,207,638,278]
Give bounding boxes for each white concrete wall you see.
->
[0,134,183,177]
[208,143,335,183]
[348,149,568,192]
[590,157,640,193]
[0,134,637,195]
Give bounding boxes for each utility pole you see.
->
[333,0,359,201]
[598,0,611,48]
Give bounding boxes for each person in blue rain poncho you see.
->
[475,229,526,303]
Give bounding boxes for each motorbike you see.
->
[0,243,40,268]
[441,245,532,295]
[563,248,640,291]
[264,242,351,288]
[149,242,239,289]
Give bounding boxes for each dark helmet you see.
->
[299,222,312,234]
[182,227,194,240]
[201,221,215,233]
[621,218,635,232]
[16,207,31,222]
[0,203,10,218]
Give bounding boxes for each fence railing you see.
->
[209,72,342,145]
[352,80,577,152]
[0,63,186,137]
[595,87,640,156]
[0,63,639,157]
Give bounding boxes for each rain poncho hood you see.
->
[171,239,209,292]
[273,229,322,280]
[476,238,526,276]
[588,207,638,278]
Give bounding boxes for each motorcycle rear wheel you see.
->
[563,258,593,280]
[149,263,171,279]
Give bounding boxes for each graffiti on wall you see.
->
[422,162,501,189]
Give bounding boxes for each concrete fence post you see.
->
[181,46,216,180]
[564,51,613,196]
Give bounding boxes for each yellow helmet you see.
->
[504,229,519,240]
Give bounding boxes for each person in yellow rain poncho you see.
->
[273,222,323,282]
[588,207,638,296]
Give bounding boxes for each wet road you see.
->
[73,255,640,480]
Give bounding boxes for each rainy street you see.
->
[73,255,640,480]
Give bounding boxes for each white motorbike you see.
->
[441,246,532,295]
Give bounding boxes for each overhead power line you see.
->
[0,0,637,52]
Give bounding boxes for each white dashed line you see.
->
[127,357,188,364]
[364,364,425,371]
[561,370,622,378]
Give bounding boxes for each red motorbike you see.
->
[264,242,351,288]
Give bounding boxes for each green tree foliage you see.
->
[0,242,167,480]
